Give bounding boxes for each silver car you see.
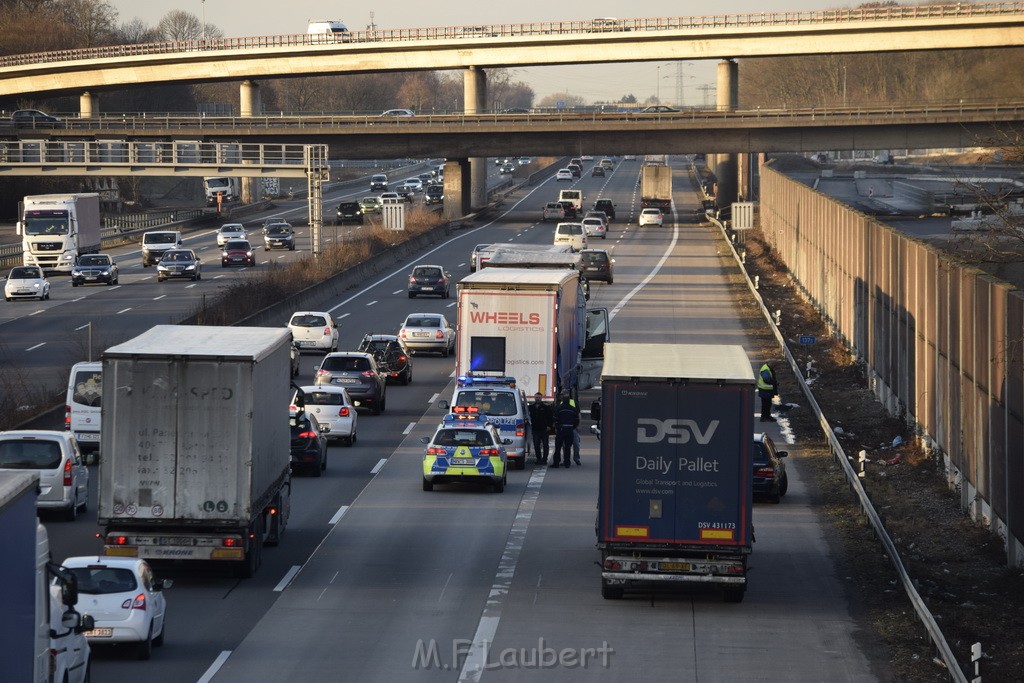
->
[398,313,456,357]
[0,430,89,520]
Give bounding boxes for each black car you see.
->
[557,200,578,219]
[289,410,328,476]
[424,184,444,205]
[357,334,413,385]
[567,164,582,178]
[71,253,119,287]
[407,264,451,299]
[155,248,202,282]
[264,224,295,251]
[11,109,61,126]
[579,249,614,284]
[591,166,605,177]
[336,201,364,225]
[593,199,616,221]
[314,352,387,414]
[752,433,789,503]
[369,174,388,191]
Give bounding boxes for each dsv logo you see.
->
[636,419,720,444]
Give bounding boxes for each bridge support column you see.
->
[79,92,98,118]
[464,67,488,211]
[714,59,739,210]
[239,81,263,203]
[443,159,471,220]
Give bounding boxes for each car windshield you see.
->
[78,255,109,266]
[146,233,177,244]
[455,390,518,417]
[224,240,249,250]
[9,266,42,279]
[163,251,191,262]
[0,439,62,469]
[268,226,291,235]
[321,356,370,372]
[291,314,327,327]
[405,316,440,328]
[220,226,242,233]
[66,566,138,595]
[433,429,494,447]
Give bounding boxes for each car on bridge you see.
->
[11,108,61,126]
[379,109,414,117]
[639,105,678,113]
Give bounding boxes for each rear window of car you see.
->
[321,356,370,372]
[361,340,397,354]
[433,429,495,447]
[67,567,139,595]
[305,391,346,406]
[405,316,440,328]
[455,390,518,416]
[581,252,607,264]
[71,369,102,407]
[557,224,583,235]
[545,203,562,210]
[0,439,63,469]
[414,267,441,277]
[291,315,327,327]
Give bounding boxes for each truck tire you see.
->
[236,519,263,578]
[723,587,745,603]
[601,580,624,600]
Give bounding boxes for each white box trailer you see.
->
[98,325,292,577]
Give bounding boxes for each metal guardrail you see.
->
[0,140,324,168]
[0,3,1021,69]
[697,163,967,681]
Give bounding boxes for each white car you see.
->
[401,178,423,193]
[380,108,414,117]
[292,385,358,446]
[4,265,50,301]
[0,430,89,520]
[216,223,246,246]
[61,556,171,660]
[399,313,456,356]
[555,168,574,181]
[639,208,664,226]
[379,191,404,204]
[288,311,340,352]
[582,217,607,239]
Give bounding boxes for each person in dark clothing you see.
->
[528,392,552,465]
[757,362,778,422]
[552,396,580,468]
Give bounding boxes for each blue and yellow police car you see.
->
[421,407,510,492]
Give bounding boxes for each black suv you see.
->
[314,352,387,414]
[580,249,614,284]
[357,334,413,385]
[593,199,616,221]
[336,201,363,225]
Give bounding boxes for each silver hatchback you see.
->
[0,430,89,520]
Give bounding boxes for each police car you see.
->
[421,408,510,492]
[438,376,530,469]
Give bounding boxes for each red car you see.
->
[221,239,256,267]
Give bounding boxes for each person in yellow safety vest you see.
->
[757,363,777,423]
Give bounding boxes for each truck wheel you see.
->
[601,581,624,600]
[422,478,433,491]
[236,519,263,578]
[723,588,746,603]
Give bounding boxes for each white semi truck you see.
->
[17,194,101,273]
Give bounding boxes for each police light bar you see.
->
[458,374,517,388]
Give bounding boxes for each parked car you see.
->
[216,223,246,247]
[369,174,388,191]
[593,198,616,221]
[0,430,88,520]
[579,249,615,284]
[155,248,202,282]
[336,201,364,225]
[554,222,587,251]
[357,333,413,385]
[314,352,387,414]
[470,243,491,272]
[4,265,50,301]
[638,208,664,227]
[292,385,357,445]
[408,264,452,298]
[543,202,566,222]
[399,313,456,357]
[753,433,789,503]
[288,310,340,352]
[263,224,296,251]
[61,556,171,660]
[71,253,119,286]
[359,196,383,215]
[555,168,574,181]
[289,408,329,475]
[220,239,256,267]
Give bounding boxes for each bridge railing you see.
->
[0,140,324,168]
[0,2,1021,68]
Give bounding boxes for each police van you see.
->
[438,376,530,469]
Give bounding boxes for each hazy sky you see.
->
[106,0,834,104]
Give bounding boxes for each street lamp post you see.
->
[201,0,206,41]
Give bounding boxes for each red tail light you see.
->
[754,466,775,478]
[108,535,129,546]
[435,330,444,339]
[298,430,317,439]
[399,329,407,338]
[360,371,374,377]
[316,369,330,378]
[121,593,147,611]
[63,459,73,486]
[398,355,407,362]
[479,448,499,456]
[64,406,71,430]
[515,421,525,437]
[222,537,240,547]
[339,406,350,417]
[323,326,331,337]
[604,559,622,570]
[426,447,447,455]
[408,275,416,283]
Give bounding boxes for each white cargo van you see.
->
[65,362,101,460]
[307,20,349,38]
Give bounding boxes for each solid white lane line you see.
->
[403,423,416,435]
[197,650,232,683]
[458,466,547,683]
[609,212,679,322]
[274,565,302,592]
[370,458,387,474]
[329,505,349,525]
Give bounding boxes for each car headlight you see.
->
[32,283,41,290]
[185,264,195,270]
[100,269,110,275]
[71,269,82,276]
[246,251,253,257]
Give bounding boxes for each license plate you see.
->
[297,341,313,347]
[659,562,690,571]
[413,332,429,337]
[333,378,357,384]
[86,276,97,280]
[76,432,99,441]
[421,286,433,290]
[450,457,476,466]
[84,628,113,638]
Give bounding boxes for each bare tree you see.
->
[55,0,118,47]
[117,17,160,44]
[156,10,221,41]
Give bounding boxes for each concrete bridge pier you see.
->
[463,67,488,211]
[443,159,472,219]
[79,92,98,118]
[714,59,739,210]
[239,80,263,203]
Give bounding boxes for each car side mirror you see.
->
[437,400,449,410]
[502,439,513,445]
[420,436,430,444]
[590,424,599,435]
[321,425,331,434]
[776,451,789,458]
